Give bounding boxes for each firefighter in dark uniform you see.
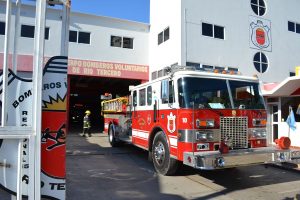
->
[83,110,91,137]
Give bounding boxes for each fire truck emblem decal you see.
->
[167,112,176,133]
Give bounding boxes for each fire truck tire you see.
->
[152,131,179,176]
[108,125,118,147]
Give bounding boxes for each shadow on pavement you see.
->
[66,130,185,200]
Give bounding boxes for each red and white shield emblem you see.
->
[167,112,176,133]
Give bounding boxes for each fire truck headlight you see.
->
[206,120,215,128]
[249,128,267,139]
[196,131,207,140]
[207,132,214,140]
[196,131,214,141]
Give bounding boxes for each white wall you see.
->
[68,12,149,65]
[149,0,182,74]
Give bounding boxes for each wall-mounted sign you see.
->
[249,16,272,52]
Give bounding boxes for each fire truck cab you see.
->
[102,66,292,175]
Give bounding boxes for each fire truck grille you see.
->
[220,117,248,149]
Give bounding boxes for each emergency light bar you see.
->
[163,65,241,76]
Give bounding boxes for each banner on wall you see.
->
[0,56,68,200]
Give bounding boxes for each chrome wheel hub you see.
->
[154,142,165,165]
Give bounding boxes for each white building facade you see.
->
[149,0,300,83]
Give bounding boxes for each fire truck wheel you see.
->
[152,131,179,175]
[108,125,118,147]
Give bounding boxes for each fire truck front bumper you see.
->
[183,147,292,170]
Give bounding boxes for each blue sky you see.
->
[71,0,150,23]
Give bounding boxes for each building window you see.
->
[158,27,170,45]
[253,52,268,73]
[111,35,133,49]
[202,23,224,39]
[288,21,295,32]
[78,32,90,44]
[21,25,49,40]
[21,25,35,38]
[214,25,224,39]
[164,27,169,42]
[0,22,5,35]
[69,30,90,44]
[158,32,163,45]
[202,23,213,37]
[288,21,300,34]
[69,30,77,42]
[123,37,133,49]
[45,27,50,40]
[290,72,296,77]
[111,36,122,47]
[251,0,266,16]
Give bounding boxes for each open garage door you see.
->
[68,75,141,133]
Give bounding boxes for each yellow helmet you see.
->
[85,110,91,114]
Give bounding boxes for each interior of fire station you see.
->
[68,75,141,133]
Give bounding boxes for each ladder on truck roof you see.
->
[0,1,70,199]
[101,97,129,114]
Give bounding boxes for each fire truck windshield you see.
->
[177,77,265,109]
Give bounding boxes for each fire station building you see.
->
[0,1,300,146]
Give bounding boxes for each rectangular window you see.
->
[78,31,90,44]
[21,25,35,38]
[133,91,137,107]
[147,86,152,106]
[296,23,300,34]
[45,27,50,40]
[214,25,224,39]
[186,62,200,69]
[123,37,133,49]
[158,69,164,77]
[151,71,157,80]
[161,80,169,104]
[69,30,77,42]
[0,22,5,35]
[202,22,225,39]
[158,31,163,45]
[111,36,122,47]
[139,88,146,106]
[202,23,213,37]
[290,72,296,77]
[169,80,174,103]
[288,21,295,32]
[164,27,169,42]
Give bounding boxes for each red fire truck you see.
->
[101,66,292,175]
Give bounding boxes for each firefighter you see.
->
[82,110,92,137]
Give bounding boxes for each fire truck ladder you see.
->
[101,97,129,114]
[0,1,70,200]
